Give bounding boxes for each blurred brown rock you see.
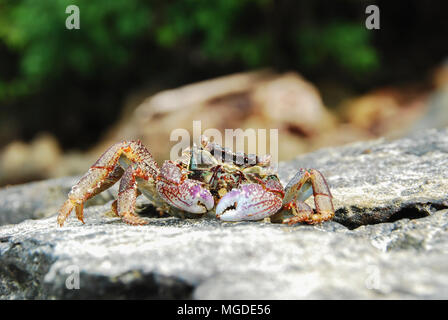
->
[410,62,448,133]
[253,72,336,136]
[433,58,448,88]
[340,87,428,139]
[0,133,62,185]
[97,70,337,163]
[4,65,447,187]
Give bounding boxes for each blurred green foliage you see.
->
[0,0,151,100]
[153,0,273,67]
[297,22,379,74]
[0,0,379,102]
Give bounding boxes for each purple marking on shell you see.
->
[156,178,214,214]
[189,183,214,211]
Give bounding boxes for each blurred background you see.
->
[0,0,446,186]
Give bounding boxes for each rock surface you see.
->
[0,176,118,226]
[0,128,448,299]
[281,127,448,228]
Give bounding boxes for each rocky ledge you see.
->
[0,128,447,299]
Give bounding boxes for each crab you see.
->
[57,135,334,226]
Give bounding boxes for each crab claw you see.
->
[157,161,214,213]
[216,184,282,221]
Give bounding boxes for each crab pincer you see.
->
[216,184,283,221]
[156,161,214,214]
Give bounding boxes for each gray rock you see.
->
[280,127,448,228]
[0,176,118,226]
[0,177,78,226]
[1,206,447,299]
[1,128,448,299]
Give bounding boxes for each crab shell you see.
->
[153,139,284,220]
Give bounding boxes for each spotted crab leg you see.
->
[115,166,152,225]
[278,169,334,225]
[57,140,159,226]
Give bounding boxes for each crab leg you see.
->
[115,166,149,225]
[57,140,159,226]
[57,165,125,226]
[110,189,142,217]
[281,169,334,224]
